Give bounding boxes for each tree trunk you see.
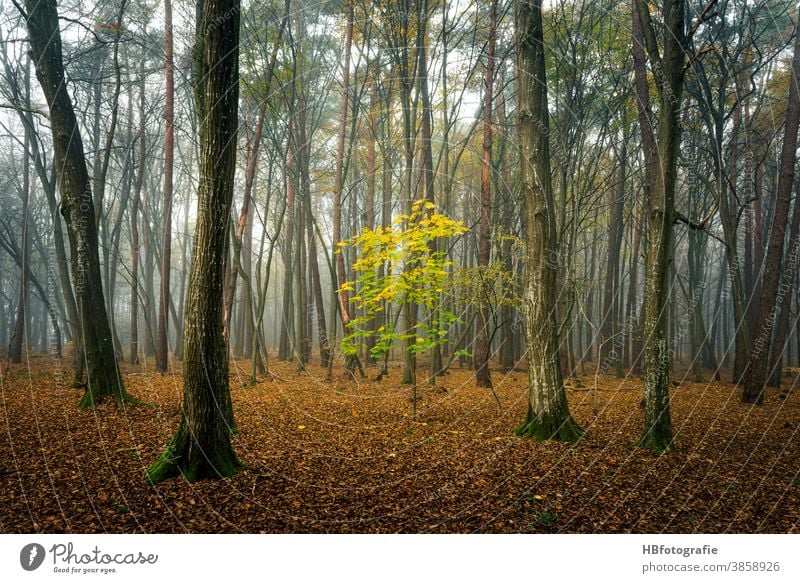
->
[155,0,175,372]
[742,17,800,403]
[600,138,626,370]
[293,154,307,370]
[306,205,330,367]
[365,60,378,365]
[514,0,581,442]
[9,121,30,364]
[148,0,242,482]
[278,135,295,361]
[633,0,685,452]
[224,108,263,341]
[175,160,193,361]
[718,100,752,381]
[24,0,138,407]
[624,199,643,370]
[332,2,360,375]
[475,0,497,389]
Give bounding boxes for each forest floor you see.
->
[1,354,798,533]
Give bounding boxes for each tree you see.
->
[8,97,30,364]
[340,200,467,418]
[633,0,679,451]
[155,0,175,373]
[22,0,139,408]
[130,48,147,365]
[148,0,242,482]
[633,0,699,451]
[475,0,497,389]
[514,0,581,441]
[741,10,800,404]
[331,1,362,377]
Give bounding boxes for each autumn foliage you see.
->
[0,357,797,533]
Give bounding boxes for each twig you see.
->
[673,211,727,246]
[688,0,719,40]
[0,103,49,118]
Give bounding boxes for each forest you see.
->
[0,0,798,534]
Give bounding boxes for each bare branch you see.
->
[688,0,719,40]
[0,102,48,118]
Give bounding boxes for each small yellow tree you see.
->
[338,200,467,418]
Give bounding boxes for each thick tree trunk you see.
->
[514,0,581,442]
[629,0,659,381]
[414,0,440,384]
[24,0,138,407]
[148,0,242,482]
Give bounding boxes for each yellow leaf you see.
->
[297,425,306,430]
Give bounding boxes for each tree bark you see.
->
[514,0,581,442]
[148,0,242,482]
[24,0,138,407]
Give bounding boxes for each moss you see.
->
[146,446,182,484]
[637,425,676,453]
[147,422,242,484]
[77,384,147,409]
[515,407,583,442]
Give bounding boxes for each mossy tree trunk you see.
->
[148,0,242,483]
[514,0,581,442]
[24,0,138,408]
